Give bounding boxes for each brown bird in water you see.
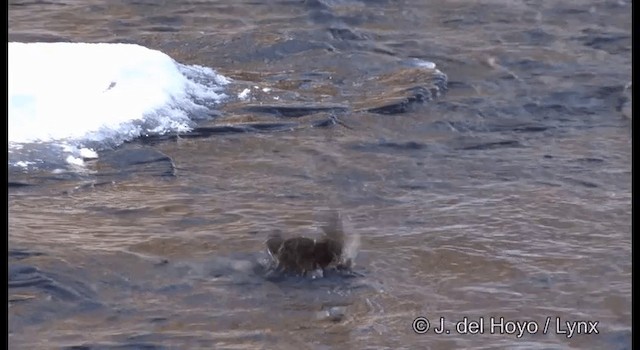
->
[265,211,356,276]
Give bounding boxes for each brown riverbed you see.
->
[9,0,631,349]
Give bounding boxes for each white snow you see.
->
[8,42,230,169]
[238,88,251,100]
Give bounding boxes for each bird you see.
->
[265,211,357,277]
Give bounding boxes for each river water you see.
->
[8,0,631,349]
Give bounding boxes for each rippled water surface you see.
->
[9,0,631,349]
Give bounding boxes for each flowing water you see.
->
[8,0,631,349]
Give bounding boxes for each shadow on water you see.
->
[9,263,103,333]
[9,242,378,347]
